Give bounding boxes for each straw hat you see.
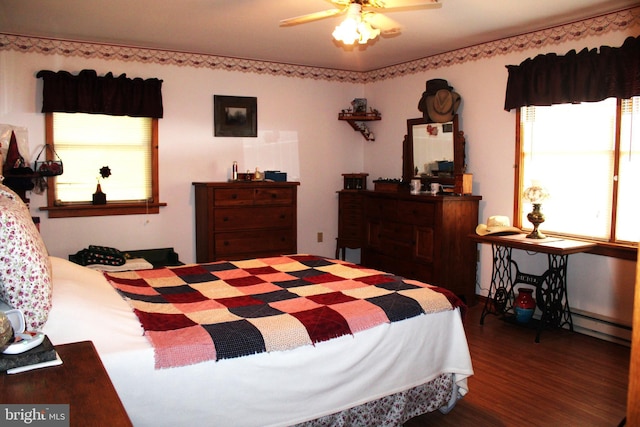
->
[417,79,461,123]
[475,215,522,236]
[426,89,461,123]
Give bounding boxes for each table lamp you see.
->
[523,184,549,239]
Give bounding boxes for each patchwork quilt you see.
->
[104,254,465,369]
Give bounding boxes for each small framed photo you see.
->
[214,95,257,137]
[351,98,367,114]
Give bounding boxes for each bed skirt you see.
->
[295,373,455,427]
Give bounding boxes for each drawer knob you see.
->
[231,194,238,199]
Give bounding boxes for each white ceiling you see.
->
[0,0,636,72]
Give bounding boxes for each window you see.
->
[43,113,164,218]
[516,97,639,252]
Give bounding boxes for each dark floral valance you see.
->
[36,69,163,118]
[504,36,640,111]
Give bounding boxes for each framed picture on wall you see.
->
[214,95,257,137]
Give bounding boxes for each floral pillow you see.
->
[0,184,52,330]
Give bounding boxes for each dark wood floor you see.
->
[405,302,630,427]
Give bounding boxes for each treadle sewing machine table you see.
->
[469,234,596,342]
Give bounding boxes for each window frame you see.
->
[40,113,166,218]
[514,103,637,261]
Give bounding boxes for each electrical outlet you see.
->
[317,232,323,243]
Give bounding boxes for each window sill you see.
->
[586,241,637,261]
[524,231,637,261]
[40,201,167,218]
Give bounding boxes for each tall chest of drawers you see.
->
[193,182,299,263]
[335,190,366,259]
[361,191,481,305]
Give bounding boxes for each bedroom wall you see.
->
[363,29,638,330]
[0,12,637,333]
[0,49,367,265]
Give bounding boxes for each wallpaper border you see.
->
[1,7,638,84]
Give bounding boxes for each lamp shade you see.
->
[523,185,549,204]
[332,3,379,45]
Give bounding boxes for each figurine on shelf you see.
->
[357,122,374,140]
[254,167,263,181]
[351,98,367,114]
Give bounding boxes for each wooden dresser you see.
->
[193,182,299,263]
[361,191,481,305]
[335,190,366,259]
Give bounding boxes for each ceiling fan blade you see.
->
[279,8,344,27]
[365,13,403,34]
[369,0,442,12]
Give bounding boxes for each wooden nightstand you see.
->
[0,341,132,427]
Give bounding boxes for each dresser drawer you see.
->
[364,252,433,283]
[254,187,294,205]
[214,206,294,231]
[215,229,295,257]
[399,259,434,284]
[367,221,412,258]
[397,201,434,226]
[377,241,413,259]
[214,187,294,206]
[339,224,364,241]
[378,221,413,242]
[365,197,397,220]
[214,188,255,206]
[341,210,363,227]
[339,193,363,209]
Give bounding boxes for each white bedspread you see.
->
[43,256,473,427]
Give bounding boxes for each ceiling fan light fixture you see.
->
[332,16,360,45]
[356,21,380,44]
[332,3,380,46]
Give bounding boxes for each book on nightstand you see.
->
[1,335,61,373]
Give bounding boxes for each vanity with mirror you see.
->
[403,114,466,192]
[336,113,481,304]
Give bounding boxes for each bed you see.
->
[0,184,473,426]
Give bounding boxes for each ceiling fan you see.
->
[279,0,442,45]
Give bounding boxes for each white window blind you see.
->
[52,113,152,203]
[519,97,639,244]
[617,98,640,242]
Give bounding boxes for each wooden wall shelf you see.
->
[338,112,381,141]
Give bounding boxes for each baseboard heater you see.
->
[476,295,631,346]
[569,308,632,347]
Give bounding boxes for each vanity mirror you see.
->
[402,114,465,186]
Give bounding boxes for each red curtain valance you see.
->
[504,36,640,111]
[36,69,163,118]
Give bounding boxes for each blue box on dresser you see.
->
[265,171,287,182]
